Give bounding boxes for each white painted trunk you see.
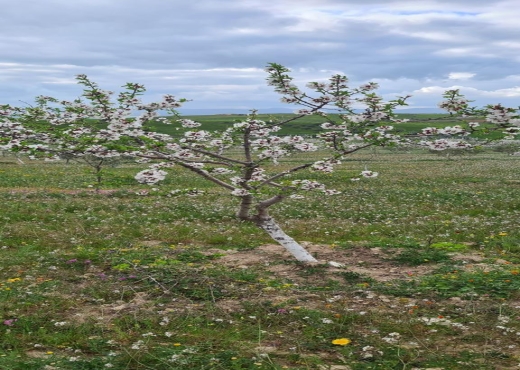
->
[258,217,318,263]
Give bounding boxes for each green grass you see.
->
[1,146,520,369]
[149,113,467,137]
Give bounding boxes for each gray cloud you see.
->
[1,0,519,110]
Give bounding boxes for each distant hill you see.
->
[177,108,293,115]
[178,107,444,115]
[395,108,444,114]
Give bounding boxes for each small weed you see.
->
[430,241,468,252]
[391,247,452,266]
[341,271,374,284]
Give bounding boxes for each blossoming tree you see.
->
[1,78,185,188]
[419,88,520,151]
[1,64,519,264]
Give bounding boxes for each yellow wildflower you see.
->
[332,338,351,346]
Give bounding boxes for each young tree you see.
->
[419,89,520,151]
[1,78,184,189]
[2,64,519,264]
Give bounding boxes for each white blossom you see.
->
[294,142,318,152]
[231,188,250,197]
[210,167,235,175]
[135,169,168,185]
[179,119,202,128]
[361,170,379,178]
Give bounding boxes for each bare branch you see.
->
[176,162,235,191]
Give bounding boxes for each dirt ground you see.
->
[215,243,483,282]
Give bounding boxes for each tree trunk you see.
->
[256,217,318,263]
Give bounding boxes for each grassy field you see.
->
[1,146,520,369]
[148,113,465,137]
[39,112,492,139]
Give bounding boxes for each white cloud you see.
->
[483,86,520,97]
[414,85,520,100]
[448,72,476,80]
[433,47,499,59]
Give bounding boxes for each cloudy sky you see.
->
[1,0,519,113]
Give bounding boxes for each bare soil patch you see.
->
[217,243,436,282]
